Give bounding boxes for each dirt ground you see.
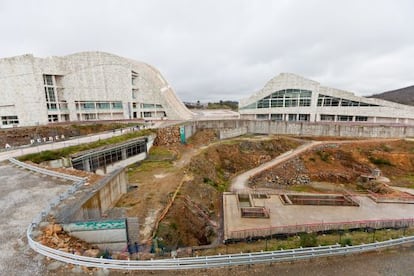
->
[116,132,302,248]
[250,139,414,193]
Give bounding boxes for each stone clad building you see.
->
[239,73,414,125]
[0,52,194,127]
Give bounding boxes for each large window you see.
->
[317,94,379,107]
[241,89,312,109]
[43,75,58,111]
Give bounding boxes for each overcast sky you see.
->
[1,0,413,102]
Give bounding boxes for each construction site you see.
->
[2,121,414,274]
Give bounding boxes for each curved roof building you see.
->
[0,52,194,127]
[239,73,414,125]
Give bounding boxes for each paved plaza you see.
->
[224,192,414,240]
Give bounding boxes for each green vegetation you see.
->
[194,227,414,256]
[147,146,177,161]
[203,177,228,192]
[369,156,393,166]
[207,100,238,111]
[19,129,154,163]
[316,150,330,162]
[299,232,318,247]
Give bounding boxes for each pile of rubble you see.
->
[37,223,100,257]
[154,126,181,146]
[249,157,311,188]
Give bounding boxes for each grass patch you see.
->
[19,129,154,163]
[369,156,393,166]
[316,150,330,162]
[133,160,173,173]
[193,227,414,257]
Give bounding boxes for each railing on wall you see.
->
[228,218,414,240]
[10,157,414,270]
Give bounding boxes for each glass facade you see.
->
[240,89,312,109]
[317,94,379,107]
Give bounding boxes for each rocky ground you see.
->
[250,139,414,194]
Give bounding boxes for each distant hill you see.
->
[369,85,414,106]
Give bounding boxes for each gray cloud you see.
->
[1,0,413,102]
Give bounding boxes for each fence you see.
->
[228,218,414,240]
[9,157,414,270]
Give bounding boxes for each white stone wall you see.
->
[0,52,194,127]
[239,73,414,124]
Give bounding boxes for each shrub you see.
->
[340,238,353,246]
[369,156,392,166]
[299,233,318,247]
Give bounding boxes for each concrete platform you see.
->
[223,192,414,240]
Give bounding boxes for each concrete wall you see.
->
[219,127,248,140]
[60,168,128,222]
[63,219,127,251]
[191,119,414,138]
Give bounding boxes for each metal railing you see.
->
[10,157,414,270]
[9,157,86,227]
[26,234,414,270]
[229,218,414,240]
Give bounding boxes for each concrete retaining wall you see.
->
[56,168,128,222]
[63,219,127,251]
[219,127,248,140]
[191,119,414,138]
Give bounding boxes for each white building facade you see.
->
[0,52,194,127]
[239,73,414,125]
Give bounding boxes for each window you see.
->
[338,115,353,121]
[298,114,310,121]
[48,114,58,122]
[84,114,97,120]
[47,103,57,110]
[248,89,312,109]
[257,99,270,108]
[299,99,311,106]
[96,102,110,109]
[256,114,268,120]
[82,102,95,109]
[240,102,257,110]
[131,71,138,85]
[355,116,368,121]
[156,104,163,108]
[143,112,152,117]
[132,102,137,108]
[112,102,123,109]
[43,75,54,86]
[271,114,283,121]
[271,99,284,107]
[1,115,19,125]
[320,114,335,121]
[143,103,155,109]
[288,114,297,121]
